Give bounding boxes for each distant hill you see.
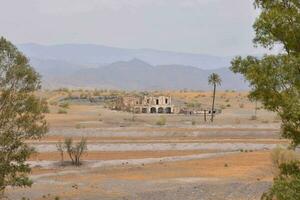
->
[29,58,248,90]
[17,43,248,90]
[18,43,232,69]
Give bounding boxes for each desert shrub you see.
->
[156,116,166,126]
[271,147,298,175]
[225,99,230,102]
[57,109,67,114]
[261,120,269,123]
[261,161,300,200]
[191,120,196,125]
[75,124,85,129]
[239,103,244,108]
[59,102,69,109]
[226,104,231,107]
[55,196,60,200]
[64,137,88,166]
[220,105,226,109]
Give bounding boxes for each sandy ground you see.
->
[5,91,285,200]
[7,151,273,200]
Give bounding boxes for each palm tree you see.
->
[208,73,222,122]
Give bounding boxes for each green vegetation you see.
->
[0,37,48,196]
[264,162,300,200]
[231,0,300,147]
[230,1,300,199]
[156,116,167,126]
[59,102,70,109]
[58,108,68,114]
[64,137,88,166]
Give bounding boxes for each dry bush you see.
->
[59,102,70,109]
[156,116,166,126]
[191,120,196,125]
[64,137,88,166]
[75,123,85,129]
[57,108,67,114]
[271,147,298,175]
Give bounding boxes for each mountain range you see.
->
[18,43,248,90]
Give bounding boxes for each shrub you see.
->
[220,105,226,109]
[59,102,69,109]
[156,116,166,126]
[191,120,196,125]
[271,147,298,175]
[261,161,300,200]
[75,124,85,129]
[64,137,88,166]
[58,109,67,114]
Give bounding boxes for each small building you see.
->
[116,96,175,114]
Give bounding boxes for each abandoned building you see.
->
[115,96,175,114]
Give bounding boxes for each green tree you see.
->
[0,37,48,196]
[208,73,221,122]
[231,0,300,147]
[230,1,300,199]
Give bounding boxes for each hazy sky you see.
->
[0,0,274,56]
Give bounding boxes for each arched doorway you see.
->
[134,107,140,113]
[165,107,172,114]
[142,108,147,113]
[150,107,156,113]
[158,107,164,113]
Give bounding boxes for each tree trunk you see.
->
[211,84,216,122]
[204,110,207,122]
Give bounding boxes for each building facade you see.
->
[117,96,175,114]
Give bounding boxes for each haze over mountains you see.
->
[18,43,248,90]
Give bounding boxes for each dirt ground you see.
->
[6,90,286,200]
